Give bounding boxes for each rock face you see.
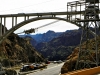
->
[19,29,81,61]
[61,47,78,74]
[24,35,37,47]
[35,29,82,61]
[0,33,44,67]
[32,30,62,43]
[61,36,100,74]
[19,30,62,43]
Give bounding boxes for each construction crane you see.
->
[16,20,59,34]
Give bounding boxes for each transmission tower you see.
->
[67,0,100,70]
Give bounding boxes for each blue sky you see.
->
[0,0,79,34]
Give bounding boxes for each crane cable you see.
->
[16,17,67,34]
[35,20,59,29]
[16,20,59,34]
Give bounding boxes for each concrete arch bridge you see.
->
[0,11,82,44]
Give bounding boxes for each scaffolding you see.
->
[67,0,100,70]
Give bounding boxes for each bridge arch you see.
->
[0,16,79,44]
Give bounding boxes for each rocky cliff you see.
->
[61,36,100,74]
[0,33,44,67]
[19,30,62,43]
[35,29,82,61]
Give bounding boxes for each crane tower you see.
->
[77,0,100,70]
[67,0,100,70]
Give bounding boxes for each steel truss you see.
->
[67,0,100,70]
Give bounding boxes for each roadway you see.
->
[18,62,64,75]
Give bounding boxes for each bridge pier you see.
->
[0,17,2,37]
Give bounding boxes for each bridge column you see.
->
[3,17,6,34]
[15,17,17,25]
[0,17,2,37]
[12,17,14,27]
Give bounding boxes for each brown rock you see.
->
[61,48,78,74]
[0,33,44,67]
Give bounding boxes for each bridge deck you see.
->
[0,11,85,17]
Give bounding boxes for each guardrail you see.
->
[61,66,100,75]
